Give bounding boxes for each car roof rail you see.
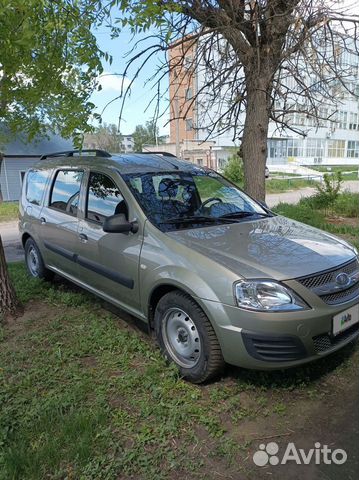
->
[139,151,177,158]
[40,149,112,160]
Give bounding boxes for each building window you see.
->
[349,112,358,130]
[185,87,193,101]
[306,139,324,158]
[337,111,347,129]
[347,141,359,158]
[196,158,203,166]
[268,139,287,159]
[185,118,193,131]
[287,139,303,157]
[318,108,328,127]
[293,112,306,126]
[327,139,345,158]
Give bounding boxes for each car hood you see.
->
[166,215,356,280]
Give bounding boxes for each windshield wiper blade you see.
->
[160,215,237,225]
[219,211,270,219]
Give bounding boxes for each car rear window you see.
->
[26,170,51,206]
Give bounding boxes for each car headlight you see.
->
[234,280,309,312]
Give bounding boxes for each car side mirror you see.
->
[103,214,139,234]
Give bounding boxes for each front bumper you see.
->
[200,294,359,370]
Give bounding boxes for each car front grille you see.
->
[320,283,359,305]
[296,258,359,305]
[313,323,359,354]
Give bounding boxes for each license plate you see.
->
[333,304,359,336]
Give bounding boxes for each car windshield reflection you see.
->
[123,170,270,231]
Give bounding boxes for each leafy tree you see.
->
[0,0,104,142]
[84,123,122,153]
[132,120,163,151]
[223,154,244,186]
[0,0,105,317]
[111,1,359,201]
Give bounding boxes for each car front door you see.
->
[76,170,142,313]
[39,169,83,279]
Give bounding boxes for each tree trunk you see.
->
[241,75,271,202]
[0,235,18,319]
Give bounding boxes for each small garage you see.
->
[0,134,72,201]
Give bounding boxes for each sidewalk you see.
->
[266,180,359,208]
[0,220,24,263]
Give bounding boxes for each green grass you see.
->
[311,165,359,181]
[273,192,359,248]
[266,178,316,193]
[331,191,359,217]
[1,262,358,479]
[0,202,19,222]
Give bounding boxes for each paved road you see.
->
[266,180,359,208]
[0,221,24,263]
[1,180,358,262]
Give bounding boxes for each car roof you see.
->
[35,153,206,175]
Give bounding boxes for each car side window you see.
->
[26,170,51,205]
[86,172,127,224]
[50,170,83,216]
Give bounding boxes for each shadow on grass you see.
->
[10,263,358,390]
[225,341,357,390]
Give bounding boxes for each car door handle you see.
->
[40,217,46,224]
[79,233,88,243]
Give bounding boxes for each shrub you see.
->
[223,154,244,185]
[310,172,343,209]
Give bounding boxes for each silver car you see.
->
[19,150,359,383]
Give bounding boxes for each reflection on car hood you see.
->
[166,215,356,280]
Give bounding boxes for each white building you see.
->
[120,135,134,153]
[179,34,359,167]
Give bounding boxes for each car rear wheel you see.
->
[154,291,224,383]
[25,238,54,281]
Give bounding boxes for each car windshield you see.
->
[122,170,270,231]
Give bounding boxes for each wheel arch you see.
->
[147,281,218,331]
[21,232,32,247]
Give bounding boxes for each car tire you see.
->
[25,238,54,281]
[154,291,225,383]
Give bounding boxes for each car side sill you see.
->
[46,265,147,323]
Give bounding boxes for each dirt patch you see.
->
[3,300,52,336]
[79,355,98,368]
[326,216,359,228]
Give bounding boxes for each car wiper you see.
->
[160,215,237,225]
[219,211,271,219]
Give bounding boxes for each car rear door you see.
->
[39,168,84,279]
[76,170,142,313]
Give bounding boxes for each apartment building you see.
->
[169,35,359,167]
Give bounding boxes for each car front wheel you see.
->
[154,291,224,383]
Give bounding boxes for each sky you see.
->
[89,1,358,137]
[90,27,170,136]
